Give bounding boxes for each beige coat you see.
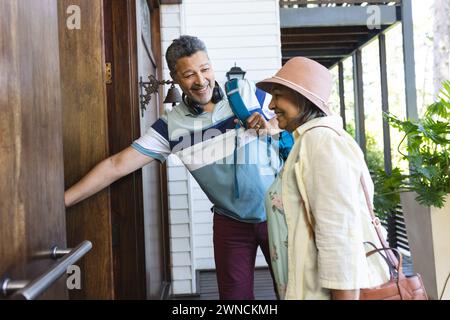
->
[281,115,390,300]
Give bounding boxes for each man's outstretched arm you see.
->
[64,147,155,208]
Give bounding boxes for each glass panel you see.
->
[385,24,408,172]
[343,57,356,139]
[329,66,341,116]
[362,40,384,172]
[140,0,152,47]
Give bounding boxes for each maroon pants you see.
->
[213,213,276,300]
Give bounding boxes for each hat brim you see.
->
[256,77,331,115]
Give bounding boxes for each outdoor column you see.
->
[379,33,398,248]
[353,49,366,156]
[402,0,418,120]
[379,33,392,174]
[338,62,347,130]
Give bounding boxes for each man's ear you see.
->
[170,72,179,85]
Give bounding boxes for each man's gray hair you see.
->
[165,35,208,74]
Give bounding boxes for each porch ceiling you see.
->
[281,25,393,68]
[280,2,402,69]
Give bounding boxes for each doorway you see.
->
[104,0,170,299]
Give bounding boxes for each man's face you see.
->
[172,51,216,107]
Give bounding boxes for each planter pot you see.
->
[400,192,450,300]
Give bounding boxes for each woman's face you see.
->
[269,85,302,131]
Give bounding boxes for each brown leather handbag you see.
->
[359,176,428,300]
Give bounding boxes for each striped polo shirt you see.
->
[131,80,282,223]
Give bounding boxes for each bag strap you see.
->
[364,241,400,279]
[360,176,399,268]
[366,246,404,275]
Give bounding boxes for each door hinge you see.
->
[105,62,112,84]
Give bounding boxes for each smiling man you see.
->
[171,50,216,112]
[64,35,281,300]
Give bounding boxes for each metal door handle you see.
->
[1,240,92,300]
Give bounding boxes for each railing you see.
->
[390,205,410,254]
[280,0,401,8]
[379,205,410,255]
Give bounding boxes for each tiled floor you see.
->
[172,256,414,300]
[197,268,277,300]
[171,268,276,300]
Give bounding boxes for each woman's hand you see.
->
[234,112,280,136]
[246,112,267,134]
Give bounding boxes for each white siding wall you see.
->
[161,0,281,295]
[161,4,196,296]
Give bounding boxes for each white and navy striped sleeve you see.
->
[131,116,171,163]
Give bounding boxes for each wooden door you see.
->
[56,0,169,299]
[59,0,114,299]
[0,0,73,300]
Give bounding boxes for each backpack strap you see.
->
[225,79,275,198]
[225,79,252,129]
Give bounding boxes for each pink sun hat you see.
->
[256,57,333,115]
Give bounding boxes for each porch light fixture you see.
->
[139,75,182,116]
[226,63,246,81]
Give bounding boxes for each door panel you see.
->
[136,0,165,299]
[58,0,114,299]
[0,0,67,300]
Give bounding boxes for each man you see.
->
[65,35,281,299]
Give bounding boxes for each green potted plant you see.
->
[382,80,450,300]
[345,124,404,220]
[372,167,405,220]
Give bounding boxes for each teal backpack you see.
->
[225,78,294,162]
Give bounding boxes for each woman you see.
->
[256,57,391,300]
